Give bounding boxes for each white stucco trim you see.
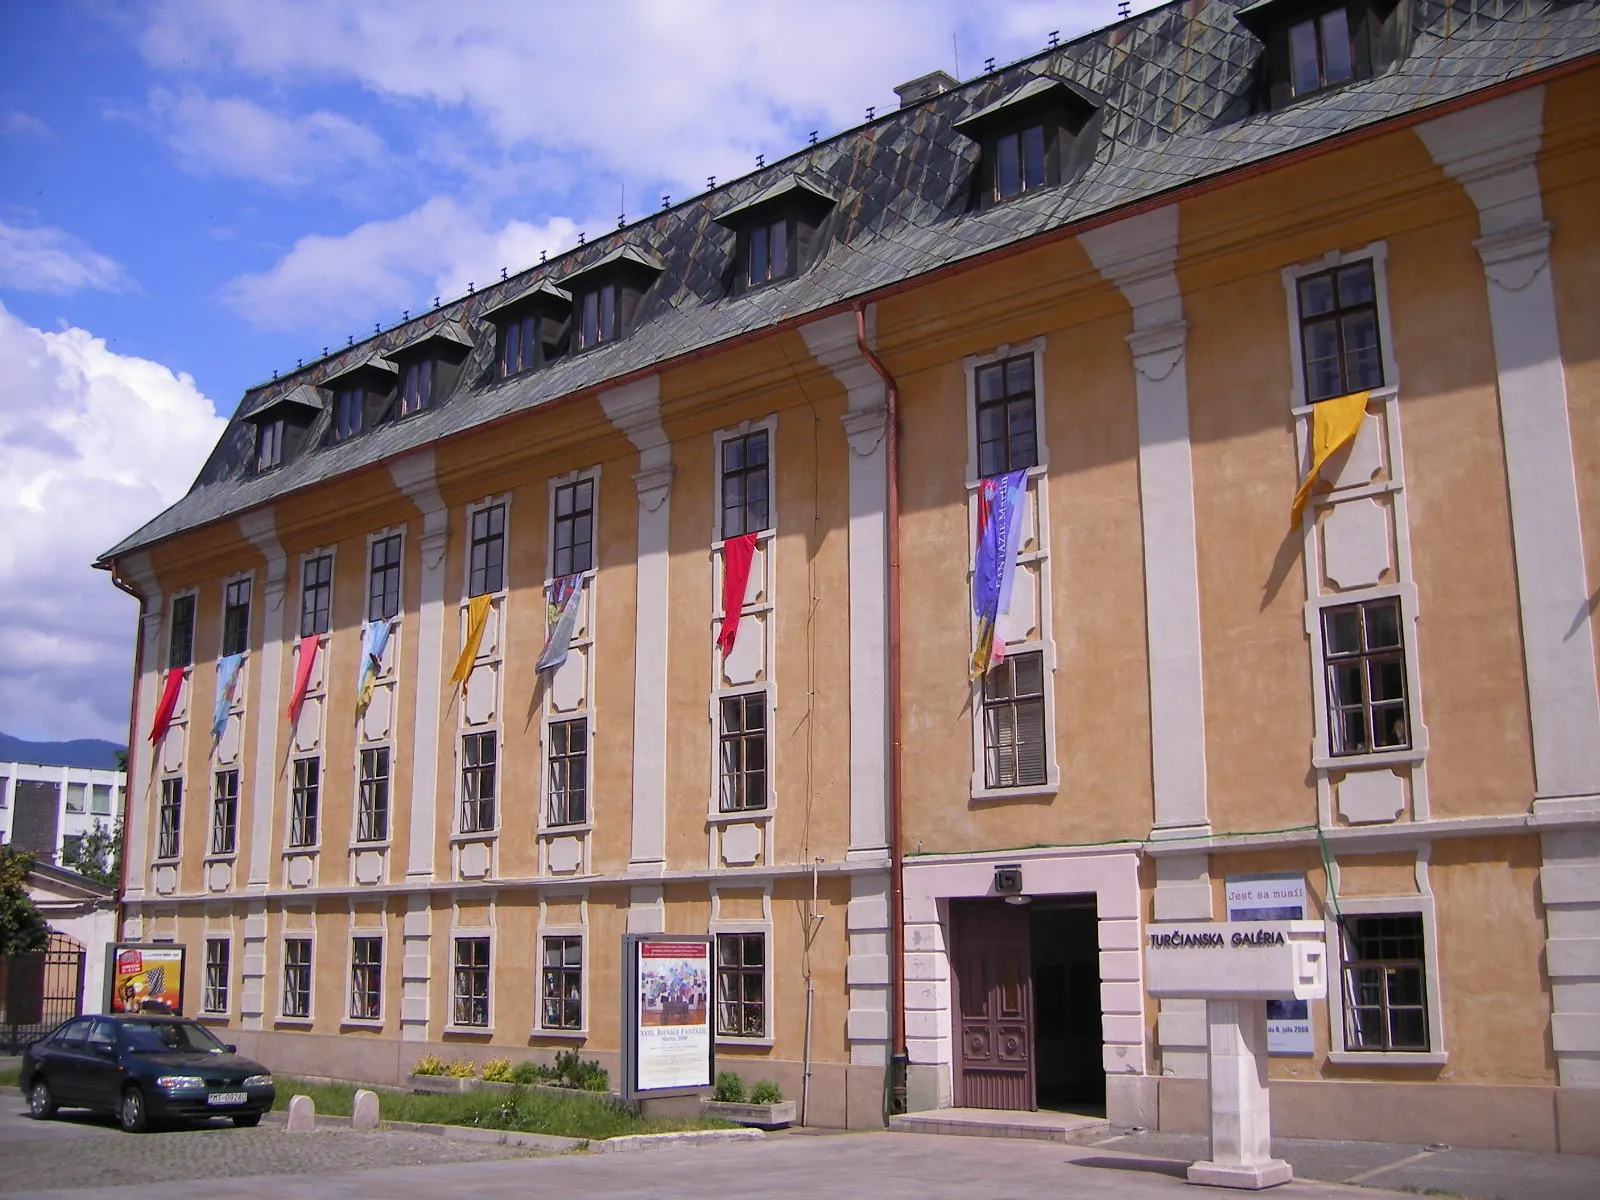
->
[1080,205,1208,837]
[239,511,286,897]
[1417,85,1600,802]
[343,924,388,1027]
[118,551,162,904]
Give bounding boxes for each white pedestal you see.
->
[1187,999,1292,1190]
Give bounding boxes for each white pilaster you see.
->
[1153,852,1213,1079]
[1079,207,1210,838]
[238,511,286,891]
[1187,1000,1293,1189]
[800,310,891,859]
[119,552,161,905]
[400,893,432,1040]
[390,451,449,881]
[1417,86,1600,802]
[598,377,672,876]
[845,873,892,1066]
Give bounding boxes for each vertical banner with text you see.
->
[1225,875,1314,1055]
[626,936,714,1095]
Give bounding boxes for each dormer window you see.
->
[335,387,364,439]
[713,176,836,296]
[953,77,1101,210]
[559,246,663,355]
[382,321,472,418]
[257,419,284,471]
[483,281,572,379]
[320,353,397,441]
[1289,7,1354,96]
[401,358,434,414]
[500,314,537,375]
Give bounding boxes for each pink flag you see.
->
[146,667,184,744]
[717,533,757,657]
[285,635,319,726]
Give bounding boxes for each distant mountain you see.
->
[0,733,125,771]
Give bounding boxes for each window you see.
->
[357,747,390,843]
[204,939,230,1014]
[0,777,7,807]
[62,834,84,862]
[547,718,587,826]
[289,757,320,847]
[368,534,401,622]
[499,313,538,378]
[541,936,583,1029]
[1323,598,1409,755]
[157,778,182,859]
[257,419,284,471]
[211,769,238,856]
[975,354,1038,477]
[747,219,791,287]
[576,284,618,351]
[168,593,196,669]
[335,387,364,439]
[1341,914,1427,1051]
[282,938,312,1019]
[222,578,251,656]
[300,554,332,637]
[994,124,1047,201]
[552,479,594,577]
[400,358,434,415]
[718,693,767,813]
[468,503,505,596]
[1298,260,1382,402]
[720,430,770,538]
[460,732,497,833]
[91,783,112,816]
[981,651,1047,789]
[65,783,86,813]
[452,937,490,1027]
[1289,7,1354,97]
[350,936,382,1021]
[716,933,766,1038]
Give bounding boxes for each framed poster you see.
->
[621,934,713,1099]
[104,943,186,1015]
[1225,875,1313,1055]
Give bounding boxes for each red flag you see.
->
[285,635,320,725]
[146,667,184,744]
[717,533,757,657]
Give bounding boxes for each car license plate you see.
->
[207,1092,247,1106]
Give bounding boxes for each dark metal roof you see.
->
[478,280,573,321]
[556,244,665,290]
[382,320,474,358]
[241,383,324,423]
[951,76,1101,135]
[99,0,1600,564]
[713,175,840,225]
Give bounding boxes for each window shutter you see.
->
[1015,697,1047,785]
[986,706,1018,787]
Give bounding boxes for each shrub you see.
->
[749,1081,783,1105]
[509,1060,547,1085]
[550,1048,609,1092]
[412,1054,446,1076]
[444,1057,480,1079]
[713,1071,745,1103]
[481,1058,514,1083]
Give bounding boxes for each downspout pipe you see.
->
[106,564,144,915]
[853,301,907,1117]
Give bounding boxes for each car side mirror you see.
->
[94,1043,115,1058]
[225,1044,237,1053]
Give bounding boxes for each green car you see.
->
[20,1014,275,1132]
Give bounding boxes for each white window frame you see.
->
[447,928,494,1034]
[278,932,315,1025]
[455,729,500,838]
[712,415,777,544]
[155,776,183,863]
[963,338,1059,801]
[166,586,199,670]
[202,935,232,1017]
[463,494,511,601]
[545,467,601,582]
[534,927,587,1038]
[218,569,255,659]
[286,754,323,852]
[1282,243,1429,778]
[712,688,773,818]
[351,743,393,849]
[541,716,590,833]
[539,468,600,839]
[364,525,406,626]
[345,930,386,1026]
[296,547,337,640]
[207,767,239,861]
[709,887,774,1047]
[1323,875,1446,1066]
[455,496,509,847]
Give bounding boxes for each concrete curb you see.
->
[590,1129,766,1154]
[262,1109,581,1151]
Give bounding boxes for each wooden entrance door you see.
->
[952,901,1035,1110]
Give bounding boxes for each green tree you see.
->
[113,747,128,774]
[0,847,50,956]
[61,818,123,888]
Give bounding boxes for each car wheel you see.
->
[27,1078,57,1120]
[118,1086,150,1134]
[232,1112,262,1128]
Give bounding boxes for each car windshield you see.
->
[120,1020,227,1054]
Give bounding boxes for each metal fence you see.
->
[0,932,85,1052]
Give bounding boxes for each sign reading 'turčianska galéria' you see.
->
[1143,920,1328,1003]
[1148,927,1289,949]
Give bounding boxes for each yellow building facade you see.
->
[101,1,1600,1149]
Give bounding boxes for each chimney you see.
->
[894,69,959,108]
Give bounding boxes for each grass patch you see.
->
[272,1078,732,1140]
[0,1068,19,1089]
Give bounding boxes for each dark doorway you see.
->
[950,899,1034,1110]
[1030,900,1105,1109]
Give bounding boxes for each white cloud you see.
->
[0,221,132,295]
[223,197,584,333]
[150,88,385,188]
[0,302,226,743]
[2,111,49,136]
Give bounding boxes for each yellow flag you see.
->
[450,594,492,691]
[1290,390,1369,530]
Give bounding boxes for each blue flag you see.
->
[212,653,244,740]
[970,470,1028,679]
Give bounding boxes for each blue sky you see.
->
[0,0,1155,745]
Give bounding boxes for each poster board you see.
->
[104,943,186,1015]
[621,934,714,1099]
[1224,876,1313,1055]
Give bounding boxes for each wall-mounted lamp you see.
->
[994,864,1023,896]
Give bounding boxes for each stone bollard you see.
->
[287,1094,316,1133]
[352,1089,380,1132]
